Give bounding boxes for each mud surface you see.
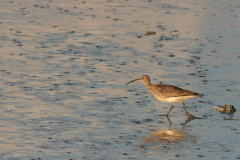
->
[0,0,240,159]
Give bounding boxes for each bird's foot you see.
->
[185,112,195,119]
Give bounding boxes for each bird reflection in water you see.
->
[140,116,197,151]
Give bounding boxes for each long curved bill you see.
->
[126,78,140,86]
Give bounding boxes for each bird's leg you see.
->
[165,115,172,129]
[166,103,173,116]
[182,102,194,118]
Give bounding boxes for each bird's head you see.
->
[126,75,150,86]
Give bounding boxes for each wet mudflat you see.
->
[0,0,240,159]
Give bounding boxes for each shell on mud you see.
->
[213,104,236,114]
[146,31,156,35]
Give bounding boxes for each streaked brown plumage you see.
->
[126,75,203,118]
[148,84,200,98]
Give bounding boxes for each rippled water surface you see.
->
[0,0,240,159]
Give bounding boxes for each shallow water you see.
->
[0,0,240,159]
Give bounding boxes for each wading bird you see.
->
[126,75,203,118]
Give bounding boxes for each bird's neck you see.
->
[143,80,151,87]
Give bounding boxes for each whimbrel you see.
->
[126,75,203,118]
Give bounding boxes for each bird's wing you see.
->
[150,84,200,98]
